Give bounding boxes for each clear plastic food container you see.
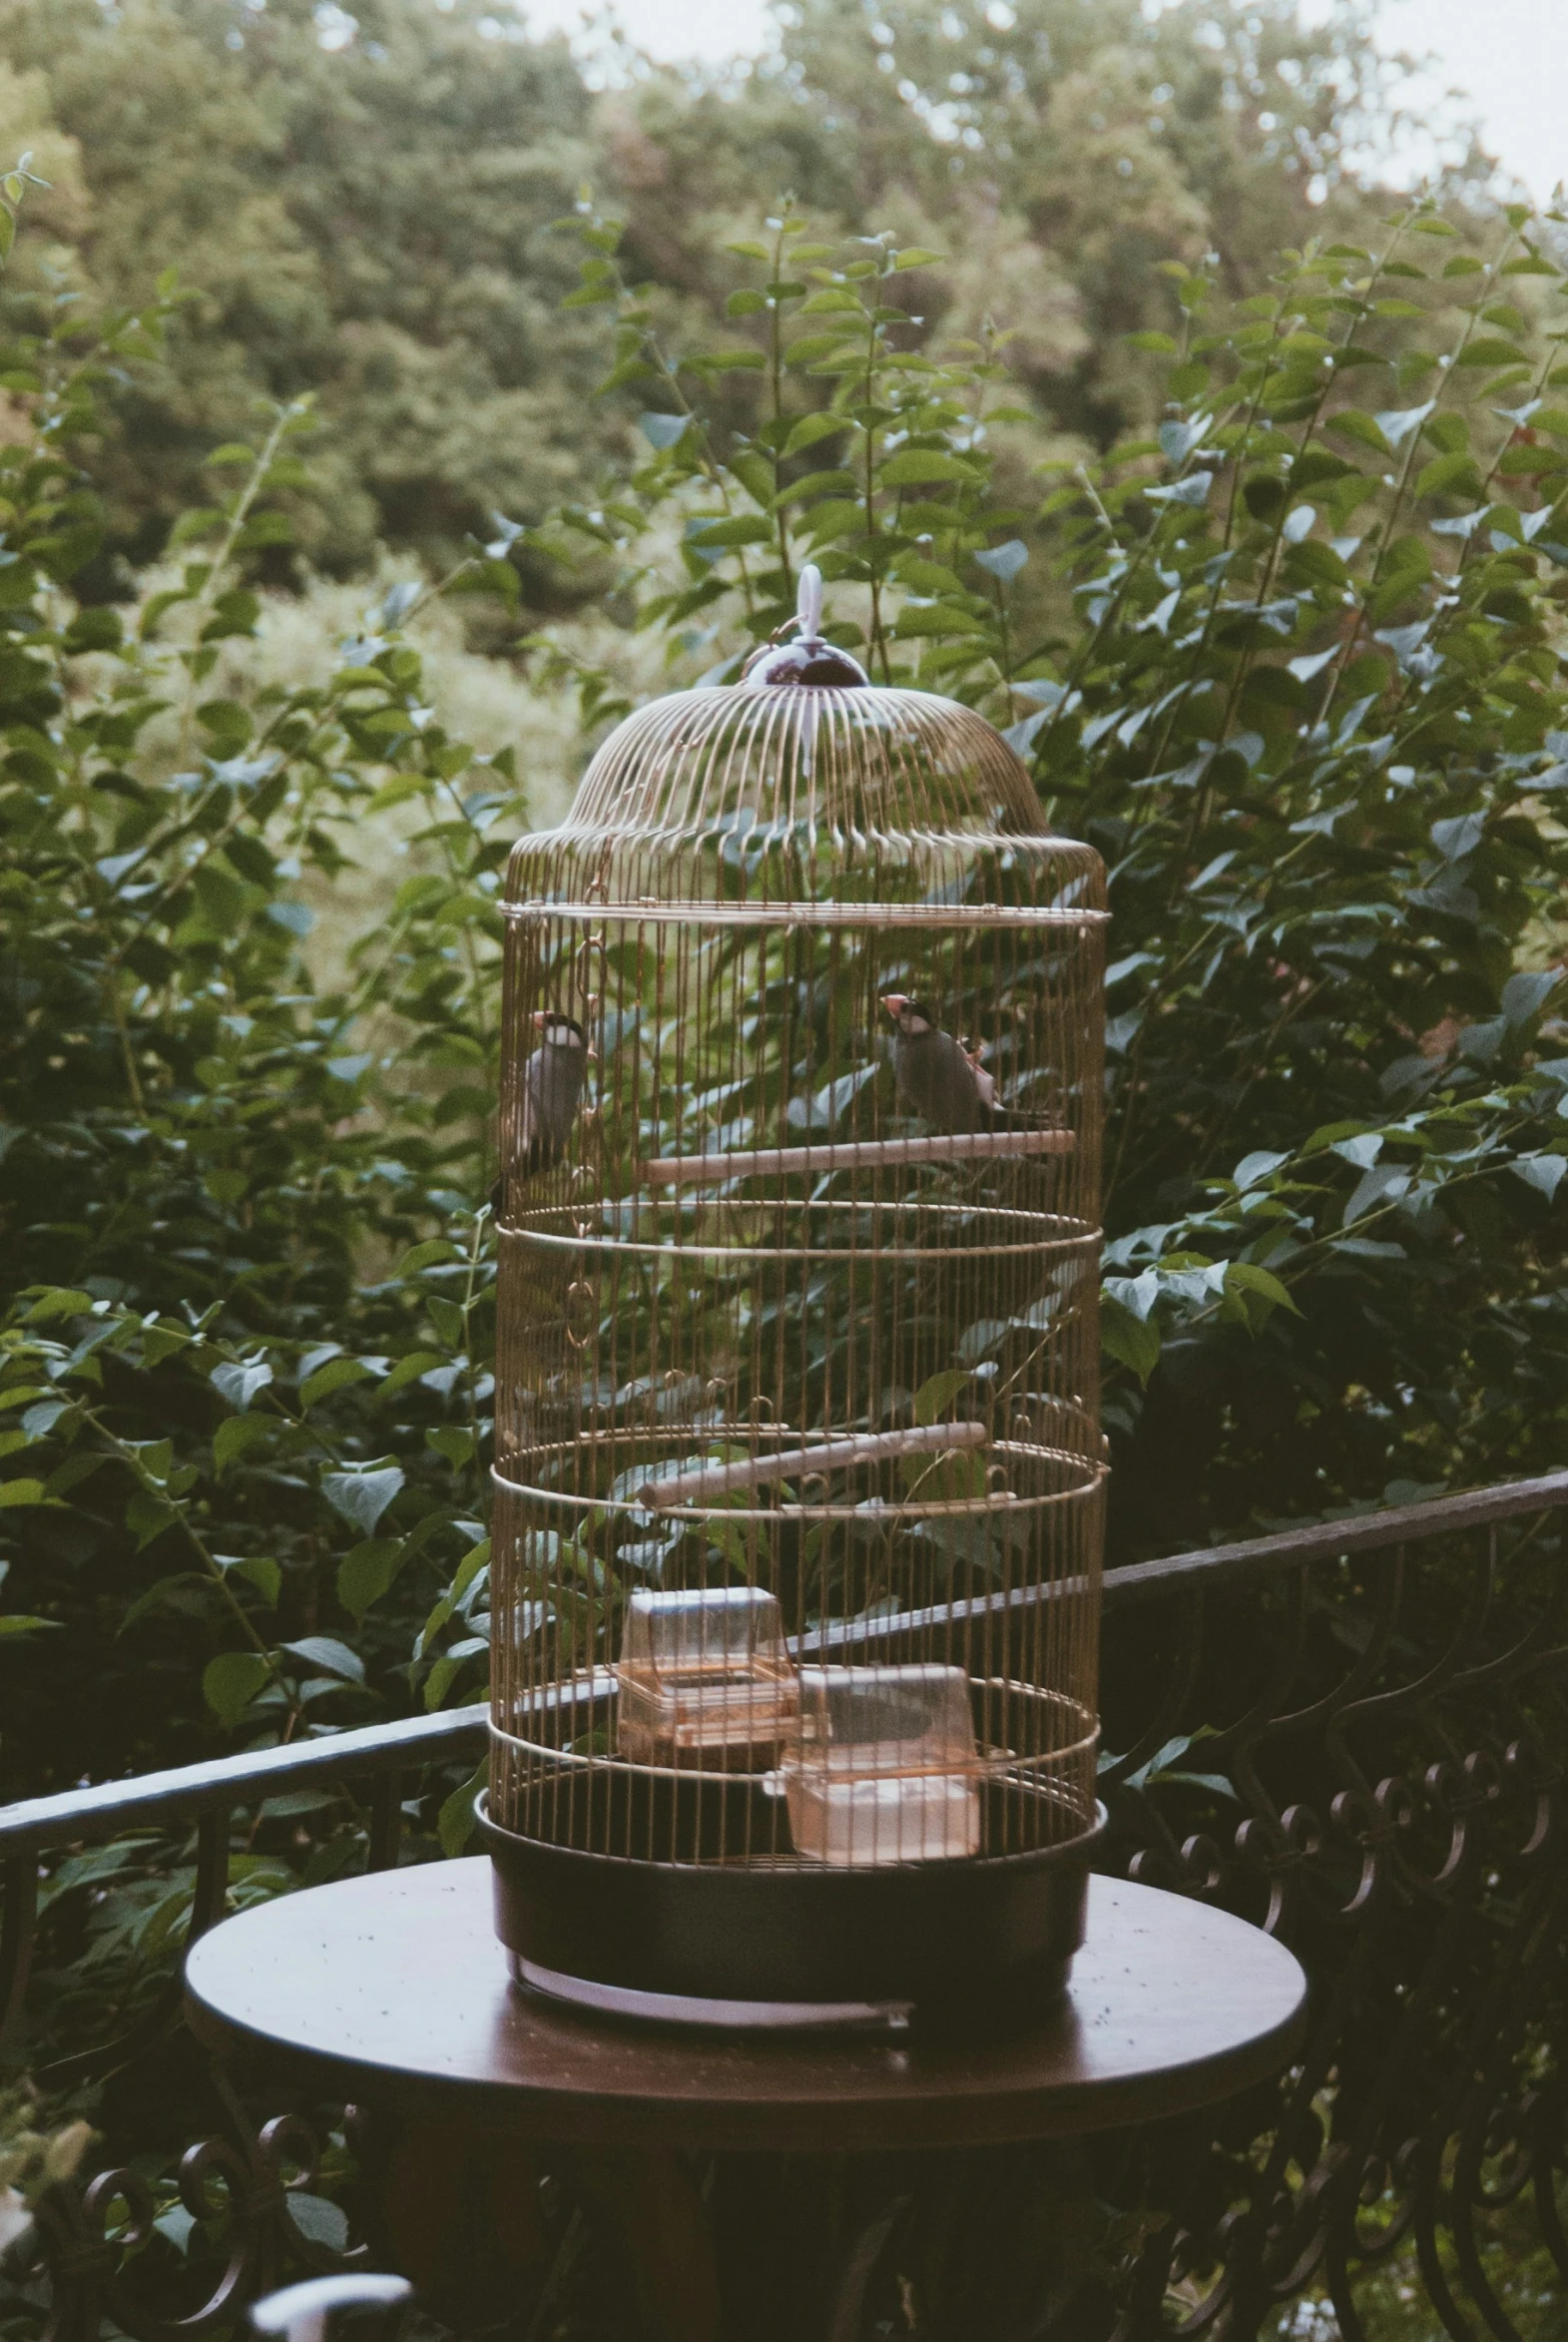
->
[779,1664,982,1866]
[614,1585,799,1770]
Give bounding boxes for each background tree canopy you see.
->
[0,0,1485,579]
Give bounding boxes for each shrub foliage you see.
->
[3,179,1568,1836]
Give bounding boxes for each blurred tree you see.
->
[0,0,1489,581]
[612,0,1488,446]
[0,0,614,578]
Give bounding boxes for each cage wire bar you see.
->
[485,576,1108,2014]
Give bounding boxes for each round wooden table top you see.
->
[185,1859,1307,2152]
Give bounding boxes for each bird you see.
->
[879,995,1035,1133]
[496,1013,589,1212]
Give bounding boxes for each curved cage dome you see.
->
[514,626,1098,915]
[486,570,1109,2025]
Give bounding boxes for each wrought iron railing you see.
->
[2,1470,1565,2340]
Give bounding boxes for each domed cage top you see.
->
[485,576,1108,2023]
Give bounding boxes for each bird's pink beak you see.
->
[880,993,909,1021]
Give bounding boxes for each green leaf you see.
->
[395,1240,462,1277]
[782,410,848,459]
[203,1649,271,1726]
[280,1634,365,1684]
[320,1464,404,1535]
[891,249,944,271]
[786,330,864,366]
[911,1370,972,1426]
[376,1350,446,1401]
[122,1572,209,1631]
[212,1359,273,1412]
[1511,1154,1567,1201]
[300,1355,376,1406]
[337,1538,406,1619]
[214,1414,271,1475]
[427,1425,476,1466]
[125,1489,178,1549]
[973,539,1029,583]
[438,1760,486,1857]
[879,449,979,487]
[425,1296,467,1348]
[287,2196,349,2253]
[1326,409,1391,454]
[1101,1296,1162,1386]
[1452,338,1529,369]
[1416,453,1481,498]
[1224,1261,1302,1318]
[218,1553,281,1606]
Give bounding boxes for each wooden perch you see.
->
[638,1421,988,1510]
[643,1130,1074,1186]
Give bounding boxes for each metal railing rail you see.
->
[0,1704,490,1862]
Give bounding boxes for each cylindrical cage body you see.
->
[486,678,1107,2021]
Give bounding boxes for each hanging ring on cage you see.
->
[798,1472,828,1512]
[570,1161,598,1239]
[1010,1408,1035,1446]
[986,1462,1011,1497]
[748,1395,776,1428]
[575,935,607,1002]
[704,1377,729,1420]
[563,1279,597,1349]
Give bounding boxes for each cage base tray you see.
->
[481,1796,1102,2030]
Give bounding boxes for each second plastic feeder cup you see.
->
[779,1665,982,1867]
[615,1585,799,1771]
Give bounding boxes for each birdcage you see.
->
[480,571,1107,2026]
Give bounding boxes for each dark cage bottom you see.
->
[479,1790,1105,2032]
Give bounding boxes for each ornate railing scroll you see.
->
[3,1472,1567,2339]
[1095,1469,1568,2341]
[0,1707,488,2342]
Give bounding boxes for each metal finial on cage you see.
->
[484,622,1107,2025]
[743,560,868,690]
[796,561,824,642]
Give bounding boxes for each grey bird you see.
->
[492,1012,589,1216]
[517,1011,589,1175]
[880,994,1028,1133]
